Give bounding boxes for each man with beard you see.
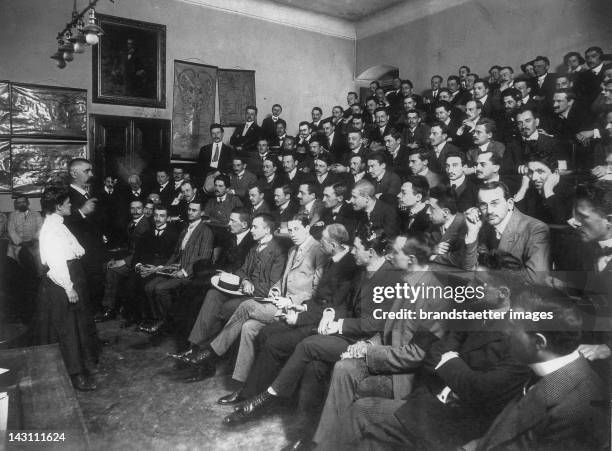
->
[203,174,243,224]
[228,156,257,204]
[498,88,523,143]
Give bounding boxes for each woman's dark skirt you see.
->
[32,259,100,375]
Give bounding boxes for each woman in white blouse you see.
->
[34,186,99,391]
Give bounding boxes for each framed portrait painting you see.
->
[93,15,166,108]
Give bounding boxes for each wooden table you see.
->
[0,344,89,450]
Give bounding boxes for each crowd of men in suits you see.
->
[3,45,611,450]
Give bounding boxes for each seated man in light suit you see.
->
[183,214,328,382]
[462,181,550,284]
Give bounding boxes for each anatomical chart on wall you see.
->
[218,69,255,126]
[171,60,217,161]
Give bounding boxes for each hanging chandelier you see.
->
[51,0,112,69]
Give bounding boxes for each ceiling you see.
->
[268,0,406,21]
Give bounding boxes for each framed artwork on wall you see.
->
[0,82,9,136]
[10,83,87,139]
[92,14,166,108]
[11,141,88,195]
[0,140,10,193]
[171,60,217,161]
[218,69,255,126]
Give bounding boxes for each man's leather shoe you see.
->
[167,347,196,364]
[175,365,216,383]
[71,374,97,391]
[187,348,217,366]
[139,321,164,335]
[222,391,276,425]
[281,439,315,451]
[217,390,243,406]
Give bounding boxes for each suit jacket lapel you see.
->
[498,210,521,251]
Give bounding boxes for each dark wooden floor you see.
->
[76,321,298,451]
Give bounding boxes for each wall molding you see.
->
[356,0,472,39]
[176,0,356,39]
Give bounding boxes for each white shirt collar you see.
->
[159,181,169,189]
[435,141,447,153]
[188,218,202,229]
[417,168,429,176]
[105,187,113,194]
[478,142,490,152]
[376,170,386,182]
[174,180,183,189]
[288,168,297,179]
[451,174,466,187]
[354,172,365,182]
[480,94,488,104]
[237,169,246,178]
[132,215,145,226]
[529,350,580,377]
[332,247,349,263]
[559,106,571,119]
[442,213,456,231]
[245,121,254,127]
[304,199,315,213]
[592,63,603,75]
[538,73,547,82]
[236,230,249,245]
[522,94,530,104]
[598,238,612,249]
[217,194,227,203]
[70,183,87,196]
[253,200,264,210]
[527,130,539,141]
[410,202,427,215]
[332,203,343,214]
[494,208,514,237]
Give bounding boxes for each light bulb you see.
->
[63,51,74,62]
[57,60,67,69]
[73,42,85,53]
[85,33,98,45]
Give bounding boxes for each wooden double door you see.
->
[89,114,171,189]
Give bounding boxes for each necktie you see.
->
[212,143,220,162]
[242,123,250,137]
[155,229,162,237]
[129,222,136,233]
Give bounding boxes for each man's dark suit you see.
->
[251,201,273,217]
[285,170,314,196]
[372,170,402,206]
[94,187,125,246]
[144,221,215,321]
[230,123,262,152]
[326,133,348,161]
[386,145,412,180]
[429,142,460,175]
[123,225,180,322]
[172,231,256,349]
[516,177,574,225]
[274,200,299,225]
[450,88,471,107]
[68,185,88,215]
[401,123,430,149]
[260,116,280,140]
[314,172,343,192]
[198,142,234,178]
[476,356,607,451]
[399,205,430,235]
[260,173,287,206]
[384,324,532,450]
[368,124,392,145]
[240,251,359,399]
[451,177,479,212]
[319,202,358,239]
[101,215,152,309]
[463,208,550,284]
[65,210,108,311]
[517,133,558,166]
[152,183,175,208]
[230,170,258,203]
[428,213,467,268]
[534,72,558,105]
[356,200,400,239]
